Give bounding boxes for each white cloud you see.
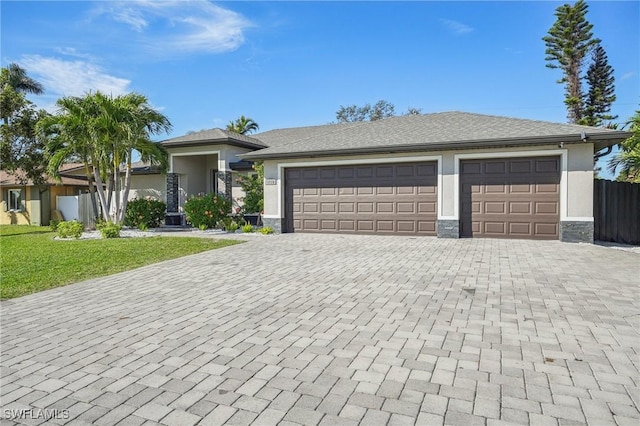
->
[620,71,637,81]
[92,0,252,54]
[19,55,131,99]
[440,18,474,35]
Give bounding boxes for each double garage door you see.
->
[285,162,438,235]
[284,156,561,240]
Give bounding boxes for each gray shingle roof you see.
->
[242,112,630,160]
[162,128,267,149]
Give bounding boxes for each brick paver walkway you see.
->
[1,234,639,425]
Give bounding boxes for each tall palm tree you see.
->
[608,109,640,182]
[2,63,44,95]
[226,115,259,135]
[40,91,171,224]
[115,93,171,222]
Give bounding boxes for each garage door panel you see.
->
[377,221,394,232]
[485,161,506,174]
[535,223,558,236]
[510,160,532,173]
[318,168,336,179]
[484,202,506,214]
[321,220,336,231]
[357,202,374,213]
[397,221,416,232]
[462,162,482,175]
[536,183,559,193]
[418,202,436,213]
[509,223,531,235]
[320,203,335,213]
[338,220,355,231]
[286,162,437,235]
[535,202,558,214]
[418,185,436,194]
[302,203,318,213]
[338,202,354,213]
[510,183,532,193]
[418,221,436,233]
[460,156,560,240]
[376,166,394,178]
[536,158,560,173]
[484,222,506,235]
[417,163,437,176]
[509,202,531,214]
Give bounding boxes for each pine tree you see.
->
[543,0,599,124]
[581,44,617,127]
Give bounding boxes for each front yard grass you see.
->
[0,225,242,299]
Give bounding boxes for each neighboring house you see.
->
[0,164,90,225]
[155,112,630,242]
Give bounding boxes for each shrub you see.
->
[227,221,239,232]
[236,162,264,214]
[49,219,60,231]
[125,197,166,229]
[184,193,231,230]
[241,224,254,233]
[259,226,274,235]
[57,221,84,239]
[99,222,122,239]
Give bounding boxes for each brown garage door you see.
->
[285,162,437,235]
[460,156,560,240]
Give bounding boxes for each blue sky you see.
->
[2,1,638,178]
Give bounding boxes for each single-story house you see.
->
[154,112,631,242]
[0,164,90,226]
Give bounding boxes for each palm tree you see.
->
[226,115,259,135]
[115,93,171,223]
[40,91,171,224]
[2,63,44,95]
[608,109,640,182]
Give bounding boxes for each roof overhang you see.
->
[240,132,632,161]
[162,137,266,151]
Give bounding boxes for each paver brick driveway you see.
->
[1,234,639,426]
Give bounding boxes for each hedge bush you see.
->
[99,222,122,239]
[184,193,231,230]
[125,197,166,229]
[57,221,84,239]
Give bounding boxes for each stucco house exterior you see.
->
[157,112,631,242]
[0,165,90,226]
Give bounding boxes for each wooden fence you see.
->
[593,179,640,245]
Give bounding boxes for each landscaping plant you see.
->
[98,222,122,239]
[236,162,264,214]
[227,221,239,232]
[124,197,166,229]
[259,226,274,235]
[184,193,231,230]
[241,224,254,233]
[56,221,84,239]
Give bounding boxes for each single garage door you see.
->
[460,156,561,240]
[285,162,437,235]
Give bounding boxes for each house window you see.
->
[7,189,23,211]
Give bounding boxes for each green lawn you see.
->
[0,225,242,299]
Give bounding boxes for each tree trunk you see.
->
[106,173,113,219]
[119,150,133,224]
[84,163,99,220]
[113,155,120,223]
[91,162,110,222]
